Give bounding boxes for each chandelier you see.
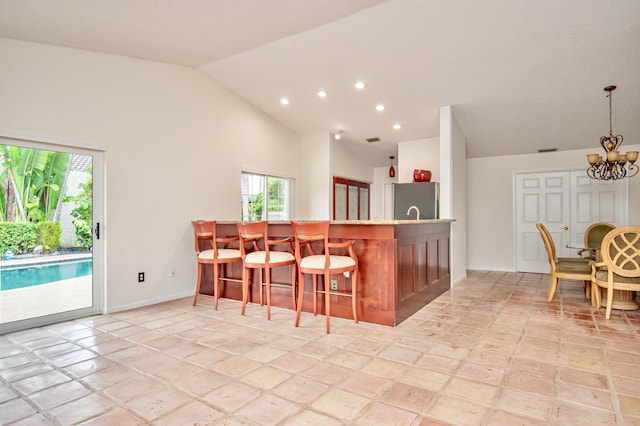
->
[587,85,638,180]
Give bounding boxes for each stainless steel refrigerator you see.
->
[393,182,440,220]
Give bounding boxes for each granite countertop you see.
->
[214,219,455,225]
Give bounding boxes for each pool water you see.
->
[0,260,92,291]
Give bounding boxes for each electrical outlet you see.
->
[138,272,145,282]
[330,279,338,291]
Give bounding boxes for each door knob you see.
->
[561,226,568,230]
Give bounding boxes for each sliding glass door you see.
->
[0,138,103,333]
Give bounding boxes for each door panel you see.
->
[516,171,571,273]
[516,170,628,273]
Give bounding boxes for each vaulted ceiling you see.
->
[1,0,639,165]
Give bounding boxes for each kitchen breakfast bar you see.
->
[200,220,453,326]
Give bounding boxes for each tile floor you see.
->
[1,270,640,425]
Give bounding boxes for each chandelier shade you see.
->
[586,86,638,180]
[389,156,395,178]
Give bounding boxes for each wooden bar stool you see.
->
[191,220,242,309]
[291,221,358,334]
[236,221,297,319]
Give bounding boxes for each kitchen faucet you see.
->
[407,205,420,220]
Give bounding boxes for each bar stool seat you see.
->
[191,220,242,309]
[292,221,358,334]
[237,221,297,320]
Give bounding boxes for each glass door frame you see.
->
[0,128,104,334]
[332,177,370,220]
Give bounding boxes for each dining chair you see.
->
[191,220,242,309]
[291,221,358,334]
[578,222,615,260]
[536,223,592,302]
[590,226,640,319]
[236,221,297,320]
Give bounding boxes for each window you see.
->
[241,172,293,221]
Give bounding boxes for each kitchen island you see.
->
[201,220,453,326]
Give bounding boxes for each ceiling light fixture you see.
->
[393,123,401,130]
[280,97,289,105]
[376,104,385,111]
[355,81,366,90]
[389,156,396,178]
[317,90,327,97]
[333,130,342,140]
[586,85,638,180]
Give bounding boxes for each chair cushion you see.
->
[594,269,640,284]
[300,254,356,270]
[198,249,241,260]
[555,261,591,274]
[558,257,590,263]
[245,251,294,264]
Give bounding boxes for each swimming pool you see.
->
[0,260,92,291]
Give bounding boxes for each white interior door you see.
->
[515,169,628,273]
[516,172,571,273]
[570,171,627,245]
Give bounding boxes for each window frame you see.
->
[241,170,294,222]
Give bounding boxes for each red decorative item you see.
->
[389,156,396,178]
[413,169,432,182]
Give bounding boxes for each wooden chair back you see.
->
[536,223,557,265]
[600,226,640,278]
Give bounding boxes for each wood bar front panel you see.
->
[201,221,451,326]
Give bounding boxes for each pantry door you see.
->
[0,135,103,333]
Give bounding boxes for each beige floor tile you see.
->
[240,365,291,389]
[236,394,301,426]
[428,395,488,425]
[77,407,147,425]
[311,388,370,423]
[379,382,436,413]
[28,380,91,410]
[0,270,637,426]
[202,382,262,412]
[48,393,114,425]
[273,375,329,404]
[354,401,419,425]
[496,388,553,421]
[154,401,225,425]
[338,371,392,398]
[443,377,498,406]
[281,409,343,426]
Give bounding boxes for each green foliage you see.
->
[0,222,37,255]
[0,145,71,222]
[64,168,93,249]
[248,192,263,221]
[36,222,62,252]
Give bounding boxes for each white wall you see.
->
[466,144,640,271]
[371,166,396,220]
[0,38,301,312]
[397,138,440,183]
[332,139,374,183]
[296,133,332,220]
[440,106,467,285]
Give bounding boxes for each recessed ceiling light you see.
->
[280,97,289,105]
[376,104,385,111]
[317,90,328,97]
[355,81,366,90]
[393,123,401,130]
